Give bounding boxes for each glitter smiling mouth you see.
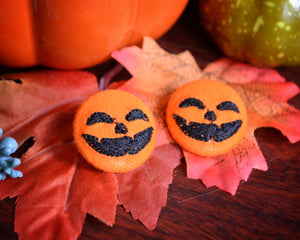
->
[82,127,154,157]
[173,114,242,142]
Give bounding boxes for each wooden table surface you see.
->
[0,1,299,239]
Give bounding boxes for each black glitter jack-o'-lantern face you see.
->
[166,79,247,157]
[82,109,153,157]
[73,90,156,173]
[173,98,242,142]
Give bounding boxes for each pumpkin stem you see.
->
[99,64,124,90]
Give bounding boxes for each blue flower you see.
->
[0,128,23,180]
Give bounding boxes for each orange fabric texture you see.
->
[166,79,247,156]
[73,89,156,173]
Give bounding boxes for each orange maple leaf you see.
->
[112,37,300,195]
[0,71,118,239]
[0,69,181,239]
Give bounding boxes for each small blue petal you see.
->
[16,171,23,178]
[0,172,6,180]
[0,137,18,156]
[0,157,8,168]
[10,170,20,178]
[11,158,21,168]
[4,168,12,175]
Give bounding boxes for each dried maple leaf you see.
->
[111,37,300,195]
[0,71,118,240]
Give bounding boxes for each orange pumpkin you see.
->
[0,0,188,69]
[73,90,156,173]
[166,79,247,157]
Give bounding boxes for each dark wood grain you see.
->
[0,1,299,239]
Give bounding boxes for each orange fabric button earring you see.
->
[73,89,156,173]
[166,79,247,156]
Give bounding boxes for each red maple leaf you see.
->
[0,69,182,239]
[186,59,300,195]
[0,71,118,240]
[111,37,300,195]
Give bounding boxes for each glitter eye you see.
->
[125,109,149,122]
[179,98,205,110]
[86,112,114,125]
[216,101,240,113]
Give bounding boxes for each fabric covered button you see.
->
[166,79,247,156]
[73,89,156,173]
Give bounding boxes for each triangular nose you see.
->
[115,123,128,134]
[204,110,216,122]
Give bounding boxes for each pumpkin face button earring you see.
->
[166,79,247,157]
[73,89,156,173]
